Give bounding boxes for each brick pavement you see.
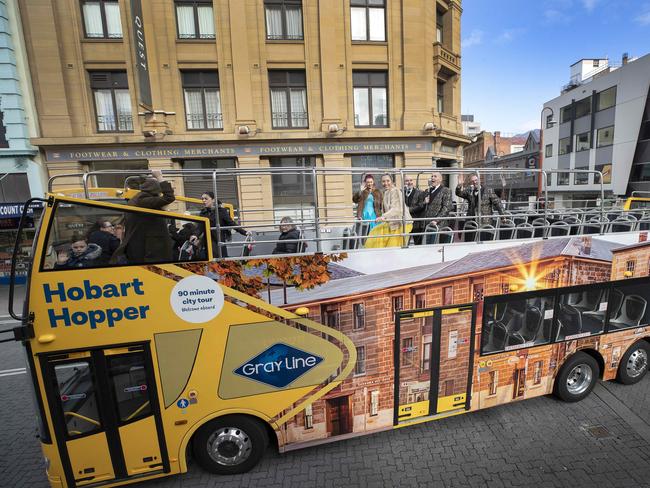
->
[1,348,649,488]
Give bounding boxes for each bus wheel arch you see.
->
[616,340,650,385]
[577,348,605,380]
[553,350,600,402]
[189,413,272,475]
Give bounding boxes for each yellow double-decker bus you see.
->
[6,169,650,488]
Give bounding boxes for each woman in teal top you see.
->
[362,192,378,230]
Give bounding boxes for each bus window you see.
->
[629,199,650,210]
[106,354,152,423]
[41,200,209,270]
[556,288,609,340]
[482,294,555,354]
[607,283,649,331]
[53,361,102,438]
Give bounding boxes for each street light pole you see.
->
[538,106,556,202]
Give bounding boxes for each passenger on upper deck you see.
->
[411,171,452,245]
[200,191,250,258]
[353,174,382,231]
[365,174,412,248]
[54,236,102,269]
[88,220,121,265]
[456,173,504,236]
[113,169,176,264]
[272,217,303,254]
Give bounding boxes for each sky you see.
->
[461,0,650,135]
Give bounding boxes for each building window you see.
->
[414,293,426,310]
[0,111,7,148]
[304,403,313,429]
[574,172,588,185]
[0,173,30,201]
[575,131,591,152]
[574,96,591,119]
[181,71,222,130]
[87,160,148,189]
[322,306,339,329]
[640,120,650,141]
[81,0,122,39]
[181,158,238,207]
[557,173,569,185]
[443,286,453,306]
[355,346,366,375]
[545,114,554,129]
[270,156,315,219]
[392,295,403,314]
[353,303,365,330]
[421,340,431,372]
[353,71,388,127]
[558,137,571,155]
[626,259,636,276]
[89,71,133,132]
[560,105,572,124]
[401,337,414,366]
[350,0,386,42]
[175,0,215,40]
[533,361,543,385]
[350,154,394,188]
[545,144,553,157]
[265,0,303,40]
[488,370,498,396]
[436,20,443,43]
[597,126,614,147]
[437,80,445,114]
[596,86,616,111]
[370,390,379,416]
[269,70,308,129]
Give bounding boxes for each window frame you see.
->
[560,104,572,124]
[80,0,123,40]
[264,0,304,41]
[479,276,650,356]
[596,125,615,148]
[545,144,553,158]
[174,0,216,40]
[268,70,309,129]
[558,136,571,155]
[181,70,223,131]
[39,197,212,272]
[350,0,386,43]
[354,345,366,375]
[575,131,591,152]
[353,70,389,128]
[89,71,133,133]
[596,86,617,112]
[574,96,592,119]
[353,302,366,330]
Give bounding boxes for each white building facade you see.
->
[542,53,650,201]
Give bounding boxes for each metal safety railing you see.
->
[45,165,637,260]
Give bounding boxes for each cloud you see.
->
[543,8,572,23]
[636,7,650,25]
[496,28,525,44]
[461,29,484,49]
[582,0,598,11]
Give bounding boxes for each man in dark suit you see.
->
[411,172,452,245]
[404,175,424,245]
[455,173,504,241]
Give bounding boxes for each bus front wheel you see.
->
[616,341,649,385]
[192,415,269,475]
[554,352,599,402]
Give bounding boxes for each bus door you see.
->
[394,304,476,425]
[42,343,168,487]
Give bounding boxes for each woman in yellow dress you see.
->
[365,174,412,248]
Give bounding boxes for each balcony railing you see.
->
[186,112,224,130]
[271,111,308,129]
[97,113,133,132]
[433,43,460,72]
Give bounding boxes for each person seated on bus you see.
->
[169,222,203,260]
[272,217,304,254]
[200,191,251,258]
[112,169,175,264]
[365,174,412,249]
[88,220,121,265]
[54,236,102,269]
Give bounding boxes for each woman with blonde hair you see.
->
[365,174,412,248]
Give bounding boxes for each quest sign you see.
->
[130,0,152,109]
[44,140,434,162]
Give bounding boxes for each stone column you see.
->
[237,156,272,230]
[321,153,352,227]
[404,152,435,190]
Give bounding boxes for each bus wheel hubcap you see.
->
[627,349,648,378]
[208,427,252,466]
[566,364,592,395]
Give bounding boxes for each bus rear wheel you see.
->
[192,415,268,475]
[554,352,599,402]
[616,341,649,385]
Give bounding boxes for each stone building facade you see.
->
[18,0,468,226]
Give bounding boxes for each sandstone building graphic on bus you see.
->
[240,237,624,445]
